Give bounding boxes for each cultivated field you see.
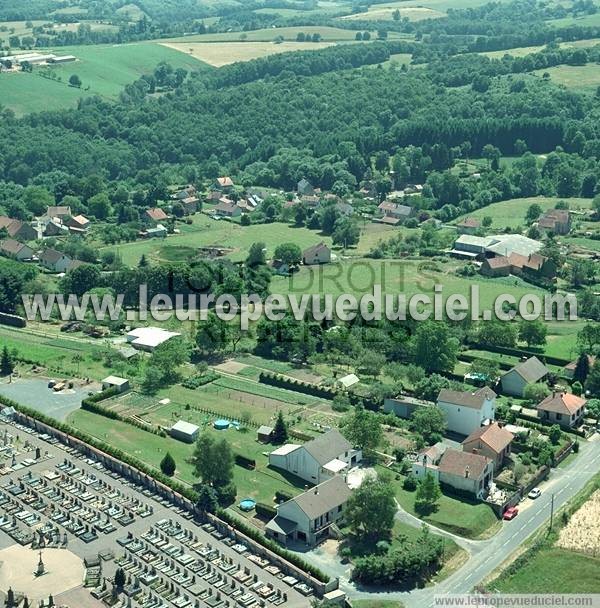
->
[161,40,335,66]
[166,26,366,43]
[341,6,444,21]
[557,489,600,556]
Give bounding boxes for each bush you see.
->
[216,482,237,507]
[234,454,256,469]
[255,502,277,518]
[403,473,418,491]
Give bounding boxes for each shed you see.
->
[170,420,200,443]
[101,376,130,393]
[338,373,359,388]
[257,425,274,443]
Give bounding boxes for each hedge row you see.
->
[182,372,219,389]
[259,372,338,400]
[0,311,26,328]
[255,502,277,519]
[468,342,570,367]
[1,394,330,584]
[234,454,256,469]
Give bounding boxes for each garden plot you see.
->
[557,489,600,556]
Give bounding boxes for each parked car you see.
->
[528,488,542,499]
[503,506,519,520]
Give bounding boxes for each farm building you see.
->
[47,55,77,64]
[144,208,169,225]
[0,216,37,241]
[266,476,351,547]
[456,217,481,234]
[101,376,130,393]
[126,327,181,352]
[170,420,200,443]
[0,239,34,261]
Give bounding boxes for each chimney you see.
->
[465,465,470,478]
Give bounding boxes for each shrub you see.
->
[403,473,418,492]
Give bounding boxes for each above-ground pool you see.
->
[239,498,256,512]
[214,419,230,430]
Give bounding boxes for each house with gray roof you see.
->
[268,429,361,484]
[437,387,496,436]
[266,476,351,546]
[500,356,549,397]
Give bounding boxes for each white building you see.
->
[101,376,130,393]
[500,356,549,397]
[268,429,361,485]
[436,387,496,436]
[126,327,181,352]
[266,476,351,546]
[170,420,199,443]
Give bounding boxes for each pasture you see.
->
[103,215,333,266]
[533,64,600,93]
[452,197,592,230]
[161,40,335,67]
[0,42,208,115]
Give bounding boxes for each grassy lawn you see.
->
[67,407,307,505]
[104,215,332,266]
[0,325,121,380]
[493,547,600,592]
[452,196,592,231]
[532,64,600,93]
[271,257,551,311]
[0,42,209,115]
[387,471,500,539]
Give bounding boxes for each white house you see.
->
[266,476,351,546]
[412,446,494,499]
[39,248,72,273]
[500,356,549,397]
[436,387,496,436]
[268,429,361,484]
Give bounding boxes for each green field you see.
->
[341,5,444,21]
[104,215,333,266]
[453,197,592,230]
[533,64,600,92]
[548,12,600,28]
[494,548,600,592]
[0,42,208,115]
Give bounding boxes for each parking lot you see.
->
[0,419,315,608]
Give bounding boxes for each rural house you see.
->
[213,176,234,192]
[563,355,595,380]
[456,217,482,234]
[537,209,571,235]
[43,205,72,223]
[377,201,415,223]
[43,220,69,237]
[500,356,549,397]
[302,242,331,265]
[268,429,361,485]
[172,185,197,200]
[0,216,37,241]
[67,214,91,233]
[0,239,34,261]
[297,178,315,197]
[180,197,199,215]
[39,248,72,273]
[436,387,496,436]
[480,252,556,279]
[214,200,242,218]
[462,422,514,471]
[536,392,586,429]
[144,208,169,225]
[412,446,494,499]
[266,476,351,547]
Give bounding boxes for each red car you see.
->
[503,506,519,520]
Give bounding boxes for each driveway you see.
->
[336,435,600,607]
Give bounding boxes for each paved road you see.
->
[342,434,600,607]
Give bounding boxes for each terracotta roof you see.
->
[485,256,511,269]
[217,176,234,187]
[145,208,168,221]
[564,355,595,372]
[438,448,491,479]
[537,392,586,416]
[462,423,514,454]
[437,387,496,410]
